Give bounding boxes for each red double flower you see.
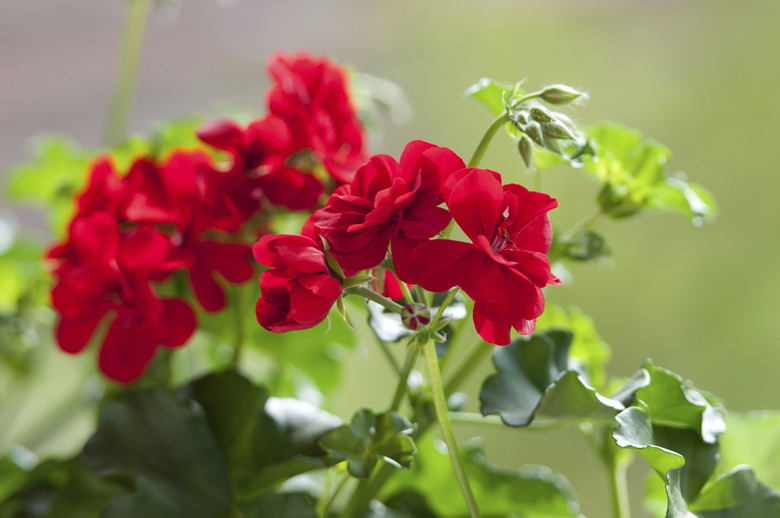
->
[48,212,195,383]
[253,232,343,332]
[409,169,560,345]
[311,140,465,281]
[266,51,367,184]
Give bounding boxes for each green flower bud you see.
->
[524,121,545,146]
[529,105,554,123]
[517,135,533,168]
[542,120,577,140]
[540,84,586,105]
[512,110,529,126]
[401,303,431,331]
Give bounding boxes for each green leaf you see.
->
[718,411,780,492]
[536,305,612,390]
[689,466,780,517]
[83,389,233,517]
[636,361,726,443]
[613,406,690,518]
[182,370,340,497]
[319,409,415,479]
[381,434,582,517]
[464,78,515,115]
[479,330,623,426]
[582,123,716,223]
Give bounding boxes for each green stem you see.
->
[422,339,481,518]
[444,340,494,397]
[609,458,631,518]
[390,345,420,412]
[376,338,402,375]
[430,287,459,330]
[230,285,247,368]
[563,207,603,239]
[103,0,152,147]
[399,279,415,305]
[467,113,510,168]
[346,286,404,314]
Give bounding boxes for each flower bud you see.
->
[401,303,431,331]
[513,110,529,126]
[542,120,577,140]
[529,106,554,123]
[524,121,545,146]
[517,135,533,168]
[539,84,586,105]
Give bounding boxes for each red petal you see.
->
[397,140,436,184]
[55,309,109,354]
[196,118,244,151]
[159,299,197,348]
[473,306,511,346]
[189,265,226,312]
[198,241,254,283]
[98,314,159,383]
[408,239,479,292]
[447,169,504,243]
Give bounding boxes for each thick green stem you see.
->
[609,458,631,518]
[467,113,510,168]
[422,339,481,518]
[103,0,152,147]
[444,340,494,397]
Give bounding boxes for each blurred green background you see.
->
[2,1,779,516]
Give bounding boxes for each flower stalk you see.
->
[104,0,152,147]
[422,338,482,518]
[467,113,510,168]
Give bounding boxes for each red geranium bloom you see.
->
[48,212,196,383]
[122,150,255,312]
[409,168,560,345]
[311,140,465,281]
[197,116,324,214]
[253,234,342,332]
[266,51,367,184]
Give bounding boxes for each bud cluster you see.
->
[503,83,589,169]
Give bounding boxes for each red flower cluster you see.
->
[48,51,368,382]
[256,141,559,345]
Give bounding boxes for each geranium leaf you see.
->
[635,361,726,443]
[319,409,415,479]
[183,370,341,497]
[380,434,582,517]
[239,493,317,517]
[689,466,780,517]
[83,389,233,518]
[464,78,515,116]
[718,411,780,492]
[479,330,624,427]
[582,123,716,223]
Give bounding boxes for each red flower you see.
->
[197,116,325,212]
[253,234,342,332]
[266,51,367,184]
[311,140,465,281]
[48,212,196,383]
[409,169,559,345]
[122,150,255,312]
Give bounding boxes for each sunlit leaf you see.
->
[718,411,780,492]
[464,78,515,116]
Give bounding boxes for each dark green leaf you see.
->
[381,434,581,517]
[550,228,612,264]
[536,305,612,390]
[320,409,415,479]
[479,330,623,426]
[83,389,233,517]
